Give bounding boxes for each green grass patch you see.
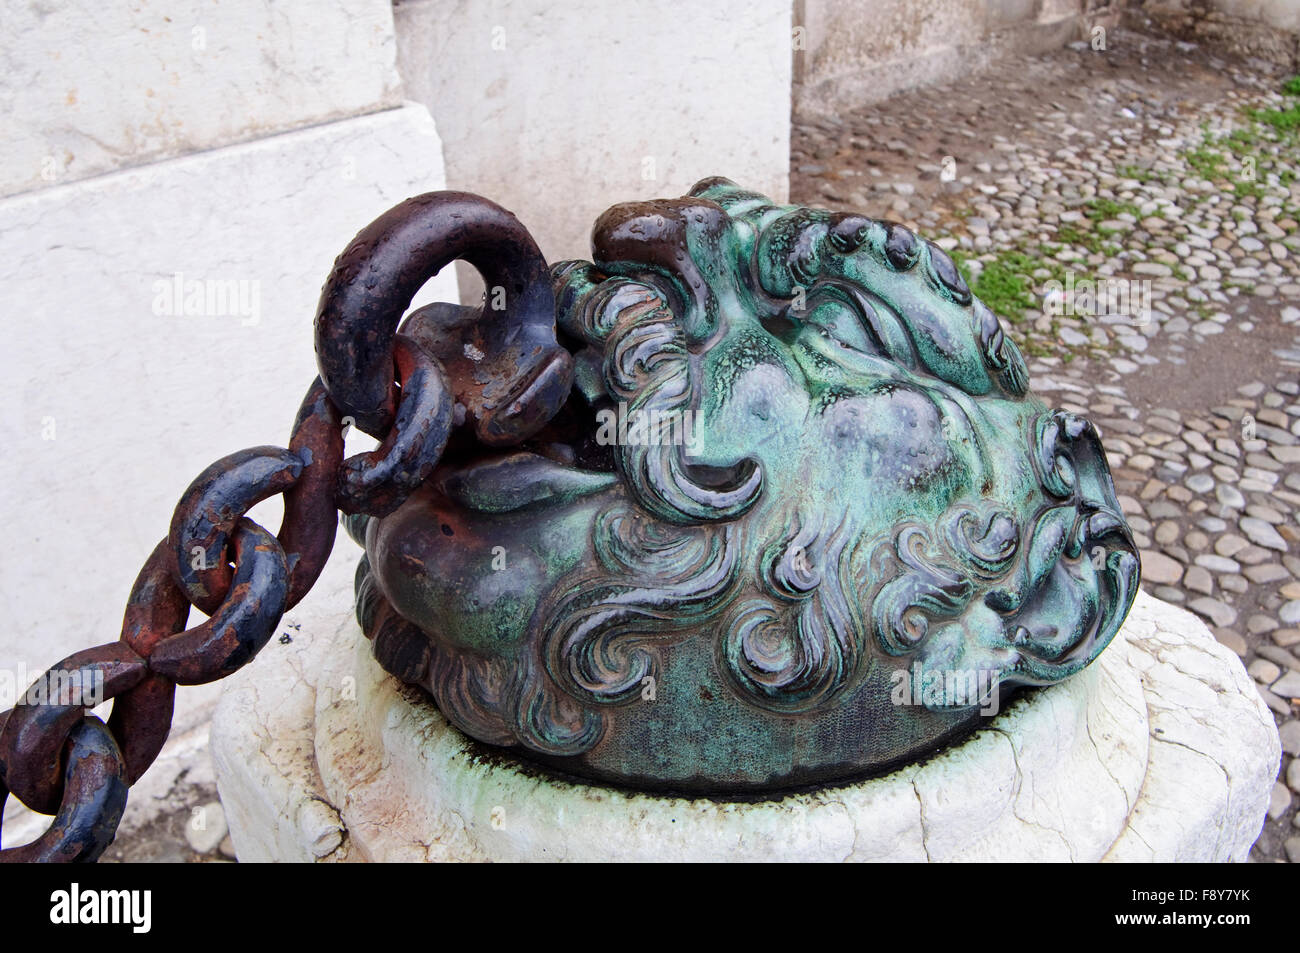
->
[1243,77,1300,135]
[950,249,1052,320]
[1234,179,1268,199]
[1082,196,1141,221]
[1220,127,1261,155]
[1247,103,1300,133]
[1116,163,1163,183]
[1056,222,1116,255]
[1184,142,1230,181]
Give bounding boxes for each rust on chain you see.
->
[167,447,304,616]
[336,335,454,517]
[110,539,188,784]
[0,644,146,815]
[313,191,573,444]
[0,718,128,863]
[280,378,345,609]
[107,677,175,787]
[148,519,289,685]
[3,189,577,863]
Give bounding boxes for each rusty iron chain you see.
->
[0,191,572,862]
[0,369,413,860]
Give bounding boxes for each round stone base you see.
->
[210,559,1279,862]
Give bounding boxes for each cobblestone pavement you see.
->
[98,781,233,864]
[792,28,1300,863]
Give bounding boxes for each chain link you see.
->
[0,366,428,859]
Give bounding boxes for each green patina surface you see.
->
[355,179,1139,794]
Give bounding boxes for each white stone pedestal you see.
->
[211,565,1280,862]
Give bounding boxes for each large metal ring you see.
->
[313,191,573,444]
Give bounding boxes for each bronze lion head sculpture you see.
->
[347,178,1138,794]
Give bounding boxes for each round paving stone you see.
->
[1140,550,1183,586]
[1184,566,1214,595]
[1215,534,1248,557]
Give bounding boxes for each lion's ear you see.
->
[560,188,769,525]
[591,196,729,343]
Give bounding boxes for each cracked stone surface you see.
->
[211,573,1277,862]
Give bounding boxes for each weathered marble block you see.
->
[211,560,1279,862]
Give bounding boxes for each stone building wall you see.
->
[1128,1,1300,67]
[793,0,1117,114]
[391,0,793,296]
[2,0,406,199]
